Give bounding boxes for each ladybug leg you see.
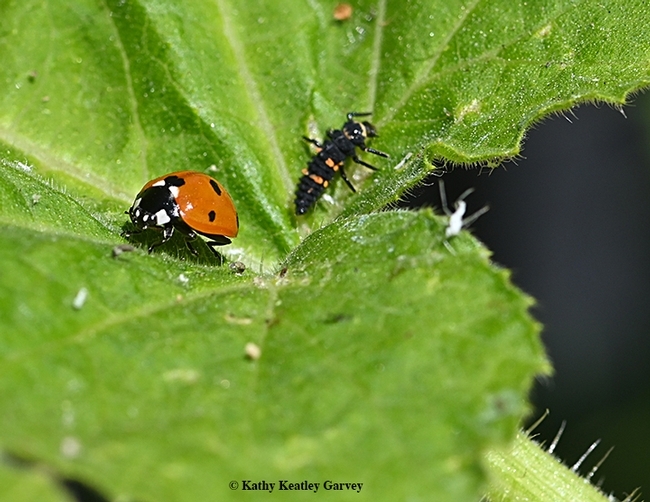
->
[351,155,379,171]
[206,241,231,266]
[338,165,357,192]
[121,227,144,238]
[302,136,323,149]
[185,240,199,257]
[207,236,231,266]
[182,229,201,257]
[148,226,174,253]
[362,146,390,158]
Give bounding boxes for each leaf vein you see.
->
[5,281,256,363]
[215,0,294,193]
[368,0,387,113]
[102,0,150,184]
[0,127,132,202]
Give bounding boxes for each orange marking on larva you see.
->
[309,174,325,185]
[323,180,329,187]
[332,162,342,171]
[302,168,309,175]
[325,157,336,168]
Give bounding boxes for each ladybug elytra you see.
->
[126,170,238,256]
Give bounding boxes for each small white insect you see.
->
[60,436,82,458]
[439,180,489,239]
[72,287,89,310]
[245,342,262,360]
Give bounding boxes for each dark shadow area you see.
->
[399,95,650,494]
[119,220,226,266]
[61,478,111,502]
[2,451,111,502]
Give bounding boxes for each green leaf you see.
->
[0,207,548,501]
[0,464,70,502]
[485,433,615,502]
[1,0,649,500]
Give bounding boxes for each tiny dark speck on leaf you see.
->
[112,244,136,258]
[229,261,246,274]
[266,317,280,328]
[323,313,352,324]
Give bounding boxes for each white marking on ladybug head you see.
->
[168,185,180,198]
[133,197,142,208]
[155,209,171,225]
[152,179,166,187]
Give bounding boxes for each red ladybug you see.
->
[126,170,239,255]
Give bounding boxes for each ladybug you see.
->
[295,112,389,215]
[125,170,239,255]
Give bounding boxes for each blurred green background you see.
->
[404,93,650,495]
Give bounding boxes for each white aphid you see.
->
[60,436,82,458]
[72,287,89,310]
[439,180,489,239]
[245,342,262,360]
[446,199,467,237]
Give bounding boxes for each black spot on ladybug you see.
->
[208,210,216,222]
[164,175,186,187]
[210,179,222,196]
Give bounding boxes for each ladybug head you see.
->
[128,200,159,230]
[343,119,377,145]
[128,185,178,230]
